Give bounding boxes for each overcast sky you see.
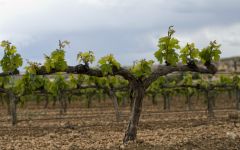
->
[0,0,240,66]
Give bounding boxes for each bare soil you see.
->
[0,101,240,150]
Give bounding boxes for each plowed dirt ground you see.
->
[0,101,239,150]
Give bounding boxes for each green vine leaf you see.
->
[180,43,199,65]
[77,51,95,65]
[25,61,41,74]
[199,40,221,64]
[131,59,154,78]
[43,41,68,73]
[154,26,180,66]
[0,41,23,73]
[98,54,120,75]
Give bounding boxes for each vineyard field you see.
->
[0,26,239,149]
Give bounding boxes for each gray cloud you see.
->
[0,0,240,66]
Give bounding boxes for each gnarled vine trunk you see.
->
[236,89,240,110]
[121,97,126,107]
[9,92,17,126]
[44,95,49,109]
[63,97,68,113]
[151,94,157,105]
[123,85,145,143]
[87,95,92,108]
[59,94,67,115]
[163,93,170,111]
[68,95,72,104]
[6,97,11,115]
[52,97,57,108]
[206,91,214,118]
[0,95,3,106]
[129,94,134,111]
[109,89,121,122]
[186,94,192,111]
